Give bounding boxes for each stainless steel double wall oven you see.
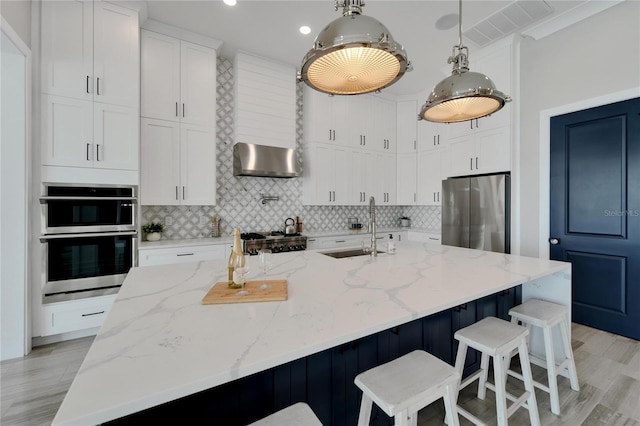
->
[40,184,138,303]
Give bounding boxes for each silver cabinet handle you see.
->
[333,130,336,140]
[176,186,179,200]
[82,310,105,317]
[86,76,90,94]
[329,129,332,141]
[96,144,101,161]
[437,135,440,145]
[329,191,332,202]
[413,140,416,150]
[96,77,100,95]
[335,240,346,243]
[86,143,91,161]
[363,135,365,146]
[433,135,436,146]
[182,186,186,200]
[475,157,478,169]
[414,193,416,202]
[182,103,185,118]
[333,191,335,201]
[176,102,179,117]
[176,253,194,257]
[470,158,473,170]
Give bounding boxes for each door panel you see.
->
[550,97,640,340]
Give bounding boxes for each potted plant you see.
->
[142,222,166,241]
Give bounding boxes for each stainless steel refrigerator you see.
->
[441,174,510,253]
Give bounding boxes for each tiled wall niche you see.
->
[141,57,440,240]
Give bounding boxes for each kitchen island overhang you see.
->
[52,242,571,425]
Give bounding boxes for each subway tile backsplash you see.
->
[141,57,440,239]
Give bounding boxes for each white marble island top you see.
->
[53,242,570,425]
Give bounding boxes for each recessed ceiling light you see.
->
[435,13,458,30]
[223,0,236,6]
[299,26,311,35]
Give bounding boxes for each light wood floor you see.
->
[1,323,639,425]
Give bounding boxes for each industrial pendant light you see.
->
[420,0,511,123]
[299,0,411,95]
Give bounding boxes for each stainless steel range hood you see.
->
[233,143,300,178]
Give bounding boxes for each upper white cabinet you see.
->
[41,1,139,108]
[448,127,510,176]
[303,86,350,145]
[234,52,296,149]
[396,100,417,154]
[372,98,396,152]
[140,118,216,205]
[417,120,445,151]
[141,30,217,126]
[39,0,140,179]
[302,143,350,205]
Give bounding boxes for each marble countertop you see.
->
[53,242,569,425]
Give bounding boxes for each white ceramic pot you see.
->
[146,232,161,241]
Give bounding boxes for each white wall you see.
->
[0,0,32,48]
[1,19,30,360]
[518,0,640,258]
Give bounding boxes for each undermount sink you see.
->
[320,249,384,259]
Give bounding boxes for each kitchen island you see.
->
[52,241,571,425]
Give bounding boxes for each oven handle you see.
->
[40,230,138,242]
[39,196,138,203]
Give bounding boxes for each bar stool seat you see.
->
[354,350,460,426]
[508,298,580,415]
[454,316,540,426]
[248,402,322,426]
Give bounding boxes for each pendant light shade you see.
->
[420,0,510,123]
[299,1,411,95]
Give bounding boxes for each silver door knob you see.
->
[549,238,560,245]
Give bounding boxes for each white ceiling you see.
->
[145,0,585,96]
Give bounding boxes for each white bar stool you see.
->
[354,349,460,426]
[508,298,580,415]
[247,402,322,426]
[454,316,540,426]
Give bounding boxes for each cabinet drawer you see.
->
[42,296,116,336]
[139,244,228,266]
[408,232,441,243]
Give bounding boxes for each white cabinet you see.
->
[417,149,450,205]
[41,295,116,336]
[41,95,138,170]
[39,1,140,176]
[141,30,217,126]
[448,126,510,177]
[303,86,349,145]
[41,1,139,108]
[302,143,350,205]
[138,244,228,267]
[374,152,396,204]
[396,100,417,154]
[372,97,396,152]
[351,150,374,205]
[396,153,417,205]
[140,118,216,205]
[408,231,441,243]
[417,120,445,151]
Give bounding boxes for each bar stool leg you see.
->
[518,340,541,426]
[542,323,561,415]
[444,380,461,426]
[560,316,580,392]
[493,352,509,425]
[477,352,490,400]
[454,341,468,388]
[357,393,373,426]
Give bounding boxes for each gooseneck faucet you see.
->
[365,196,377,257]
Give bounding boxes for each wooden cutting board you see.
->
[201,280,288,304]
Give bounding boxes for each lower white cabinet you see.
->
[140,118,216,205]
[408,231,441,243]
[41,295,117,336]
[138,243,228,267]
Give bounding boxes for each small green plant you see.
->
[142,222,166,234]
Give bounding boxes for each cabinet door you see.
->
[40,0,93,100]
[180,41,217,126]
[93,2,139,108]
[333,145,351,205]
[396,100,417,154]
[302,144,334,205]
[349,96,372,150]
[140,118,180,205]
[376,152,396,204]
[417,120,444,151]
[416,150,443,205]
[303,86,333,144]
[93,103,139,170]
[180,124,217,205]
[140,30,181,121]
[41,95,93,167]
[352,150,373,205]
[476,127,510,174]
[448,135,476,177]
[331,95,351,146]
[396,153,416,205]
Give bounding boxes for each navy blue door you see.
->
[550,97,640,340]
